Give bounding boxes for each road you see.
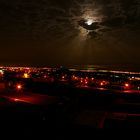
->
[2,93,59,105]
[1,81,140,106]
[0,82,59,105]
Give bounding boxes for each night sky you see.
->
[0,0,140,68]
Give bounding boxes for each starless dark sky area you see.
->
[0,0,140,68]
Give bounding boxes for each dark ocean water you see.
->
[69,65,140,72]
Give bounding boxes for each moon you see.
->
[85,19,94,25]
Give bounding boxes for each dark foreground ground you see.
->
[1,81,140,137]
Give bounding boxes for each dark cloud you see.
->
[100,17,125,28]
[88,31,100,39]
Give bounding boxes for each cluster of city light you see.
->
[23,73,30,78]
[1,66,140,92]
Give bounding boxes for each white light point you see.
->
[85,19,94,25]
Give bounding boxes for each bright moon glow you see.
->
[85,19,93,25]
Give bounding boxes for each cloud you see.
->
[0,0,140,42]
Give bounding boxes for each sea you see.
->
[67,65,140,73]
